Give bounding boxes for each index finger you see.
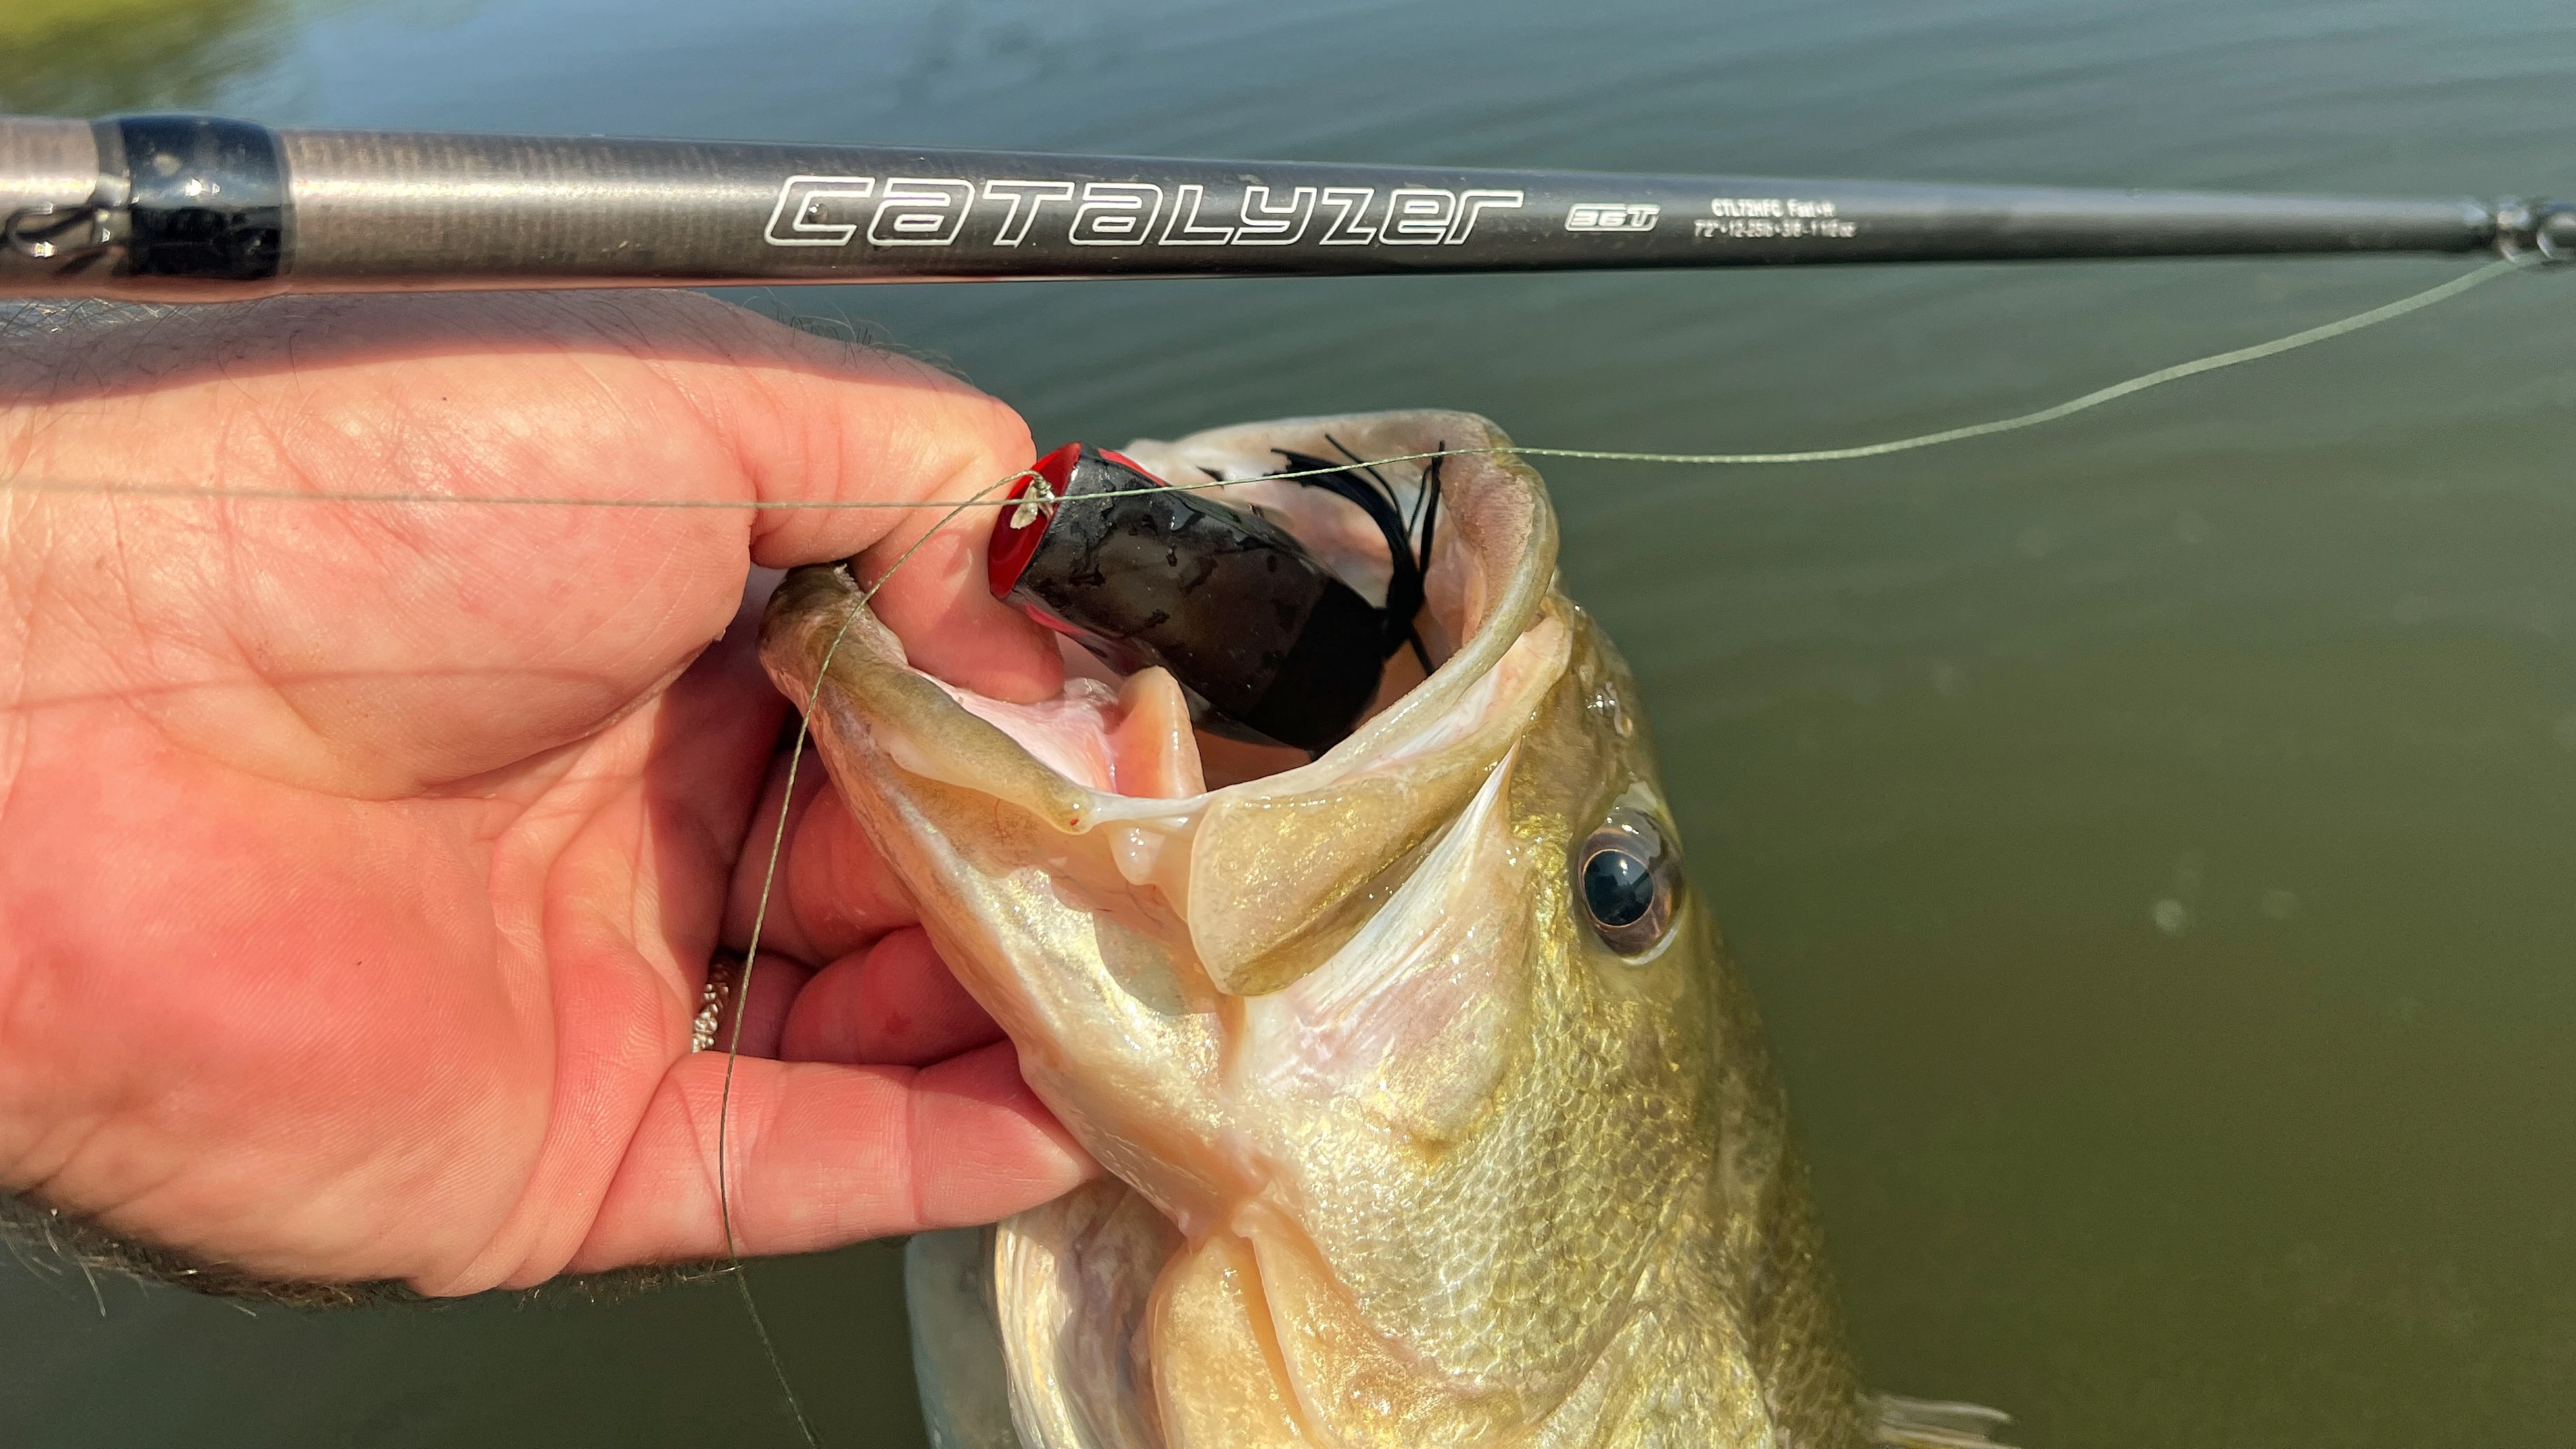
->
[669,298,1066,702]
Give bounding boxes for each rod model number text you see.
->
[1693,197,1858,240]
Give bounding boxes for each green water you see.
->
[6,1,2574,1443]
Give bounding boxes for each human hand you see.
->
[0,291,1090,1295]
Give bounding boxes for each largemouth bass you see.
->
[760,411,2004,1449]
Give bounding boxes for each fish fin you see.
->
[906,1227,1022,1449]
[1871,1393,2019,1448]
[994,1180,1181,1449]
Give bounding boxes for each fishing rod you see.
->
[0,113,2568,300]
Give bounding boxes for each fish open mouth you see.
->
[762,409,1570,995]
[940,424,1484,798]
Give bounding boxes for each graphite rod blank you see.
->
[1,114,2568,302]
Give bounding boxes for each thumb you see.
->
[663,295,1064,702]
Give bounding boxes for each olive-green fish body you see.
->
[760,411,2003,1449]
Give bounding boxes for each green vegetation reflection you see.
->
[0,0,293,118]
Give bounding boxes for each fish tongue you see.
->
[1110,667,1206,798]
[944,664,1208,800]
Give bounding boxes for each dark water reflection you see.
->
[6,1,2574,1444]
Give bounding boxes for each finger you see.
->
[849,487,1057,702]
[703,306,1063,702]
[781,928,1004,1068]
[699,952,813,1061]
[490,289,1063,700]
[723,750,916,963]
[630,570,799,977]
[2,291,1062,800]
[572,1041,1094,1268]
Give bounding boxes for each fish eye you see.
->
[1583,849,1654,926]
[1575,810,1679,957]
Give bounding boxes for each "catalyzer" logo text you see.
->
[763,176,1526,249]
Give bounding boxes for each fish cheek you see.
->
[1240,751,1535,1145]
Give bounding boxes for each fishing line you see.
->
[716,474,1024,1448]
[0,256,2533,515]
